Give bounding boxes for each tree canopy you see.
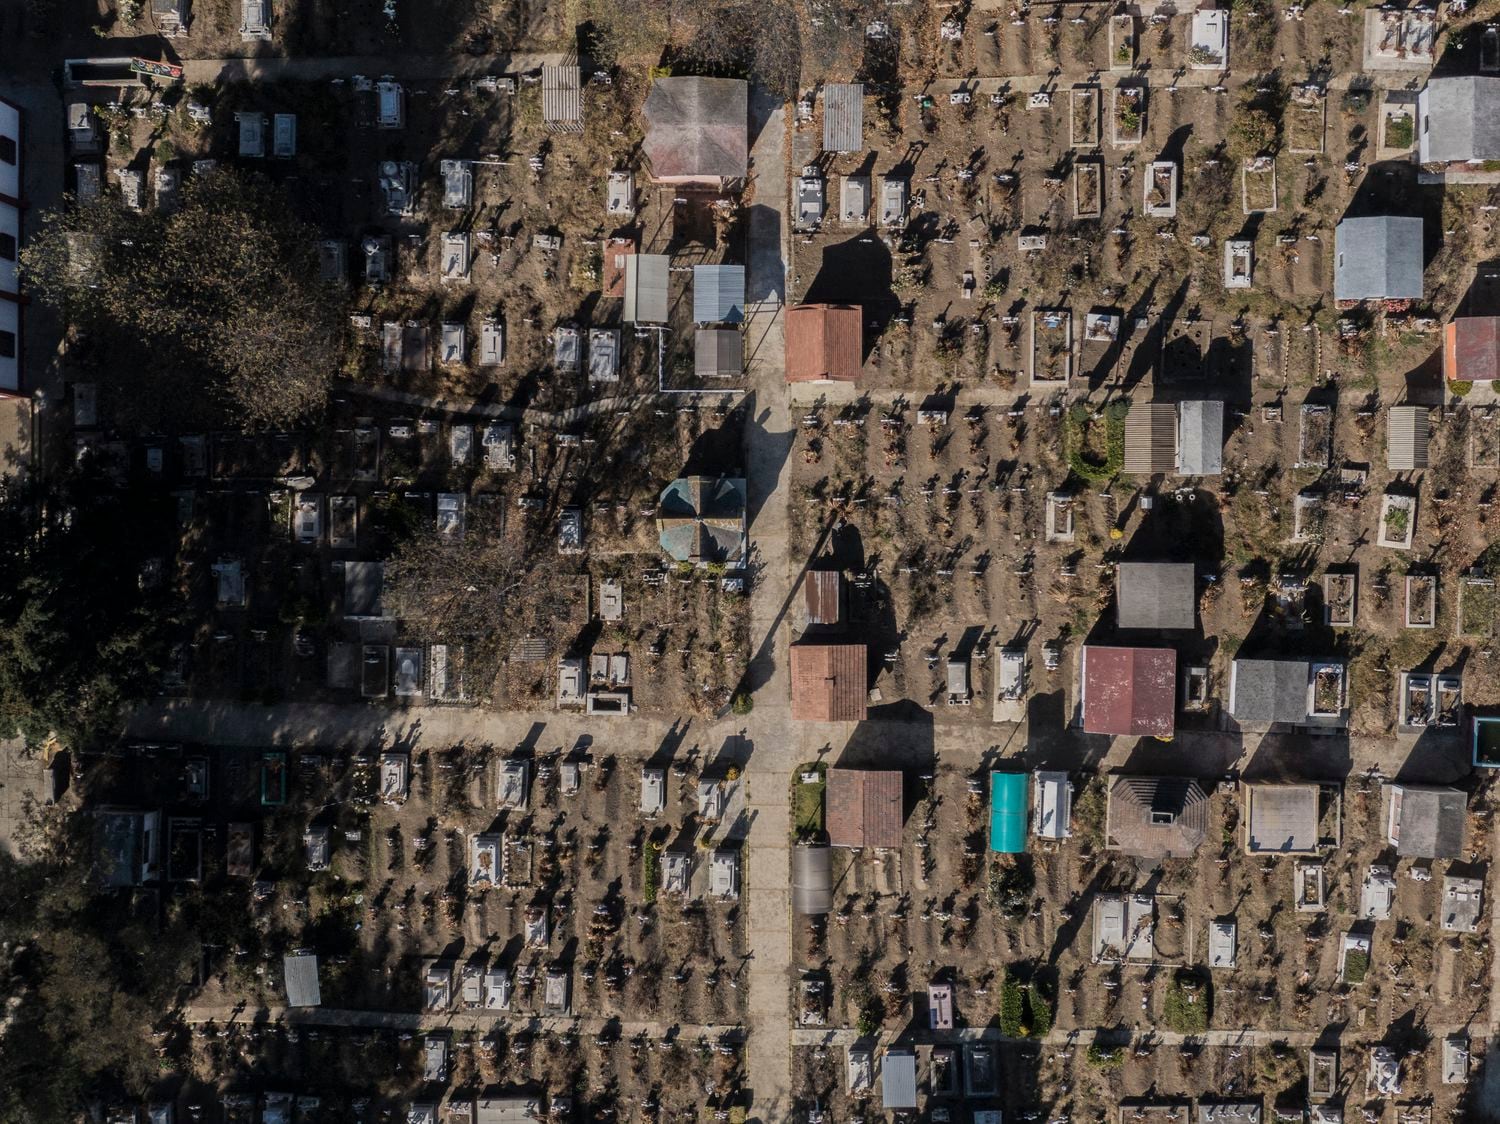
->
[22,166,344,431]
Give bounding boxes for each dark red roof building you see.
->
[1080,645,1176,737]
[826,768,904,849]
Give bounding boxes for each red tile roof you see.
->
[791,642,867,721]
[1082,645,1176,737]
[826,768,904,848]
[786,304,862,383]
[1445,317,1500,382]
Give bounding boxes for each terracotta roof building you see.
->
[657,476,747,568]
[786,304,862,383]
[1106,775,1208,859]
[1080,645,1176,737]
[641,77,748,184]
[1444,316,1500,383]
[826,768,903,848]
[791,642,867,721]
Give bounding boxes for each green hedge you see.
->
[1065,401,1129,483]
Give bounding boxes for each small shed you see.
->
[1116,562,1196,630]
[1123,402,1179,474]
[624,254,670,323]
[1445,315,1500,382]
[1334,216,1423,302]
[284,953,321,1007]
[541,65,583,132]
[881,1049,918,1110]
[1244,783,1321,854]
[1080,645,1177,737]
[1178,399,1224,476]
[1106,775,1208,859]
[1385,783,1465,858]
[804,569,842,625]
[1386,405,1431,469]
[693,264,746,324]
[826,768,903,848]
[695,328,743,378]
[790,642,868,721]
[792,844,832,915]
[988,772,1028,853]
[786,303,862,382]
[823,83,864,152]
[641,77,749,184]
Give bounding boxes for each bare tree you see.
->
[22,166,344,431]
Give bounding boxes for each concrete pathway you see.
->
[738,84,795,1124]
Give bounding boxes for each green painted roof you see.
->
[989,772,1027,854]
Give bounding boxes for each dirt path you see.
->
[739,85,795,1124]
[180,1004,743,1040]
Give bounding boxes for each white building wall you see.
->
[0,201,18,296]
[0,100,19,201]
[0,300,19,390]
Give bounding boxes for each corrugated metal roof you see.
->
[805,570,842,624]
[1124,403,1179,474]
[824,82,865,153]
[642,77,749,181]
[284,953,321,1007]
[882,1050,918,1109]
[694,327,743,378]
[542,65,582,131]
[792,844,832,915]
[989,772,1028,854]
[693,264,746,324]
[1178,399,1223,475]
[624,254,670,323]
[1387,405,1431,469]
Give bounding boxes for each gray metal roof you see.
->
[823,83,864,153]
[541,65,582,131]
[881,1049,918,1109]
[1334,216,1423,302]
[642,77,748,181]
[1178,399,1224,475]
[1117,562,1196,630]
[624,254,670,323]
[1387,405,1431,470]
[284,953,321,1007]
[792,844,832,915]
[1230,658,1310,724]
[1419,76,1500,163]
[1392,784,1466,858]
[693,264,746,324]
[694,328,743,378]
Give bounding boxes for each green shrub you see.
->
[1451,380,1474,398]
[1087,1043,1124,1071]
[1343,949,1369,983]
[1028,980,1055,1035]
[998,973,1026,1036]
[643,843,660,904]
[731,691,754,715]
[1064,401,1128,484]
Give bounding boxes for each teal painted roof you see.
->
[989,772,1027,854]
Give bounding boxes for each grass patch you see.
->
[1164,970,1212,1033]
[643,842,660,904]
[1385,113,1414,149]
[1087,1043,1125,1070]
[792,762,827,840]
[1343,949,1369,983]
